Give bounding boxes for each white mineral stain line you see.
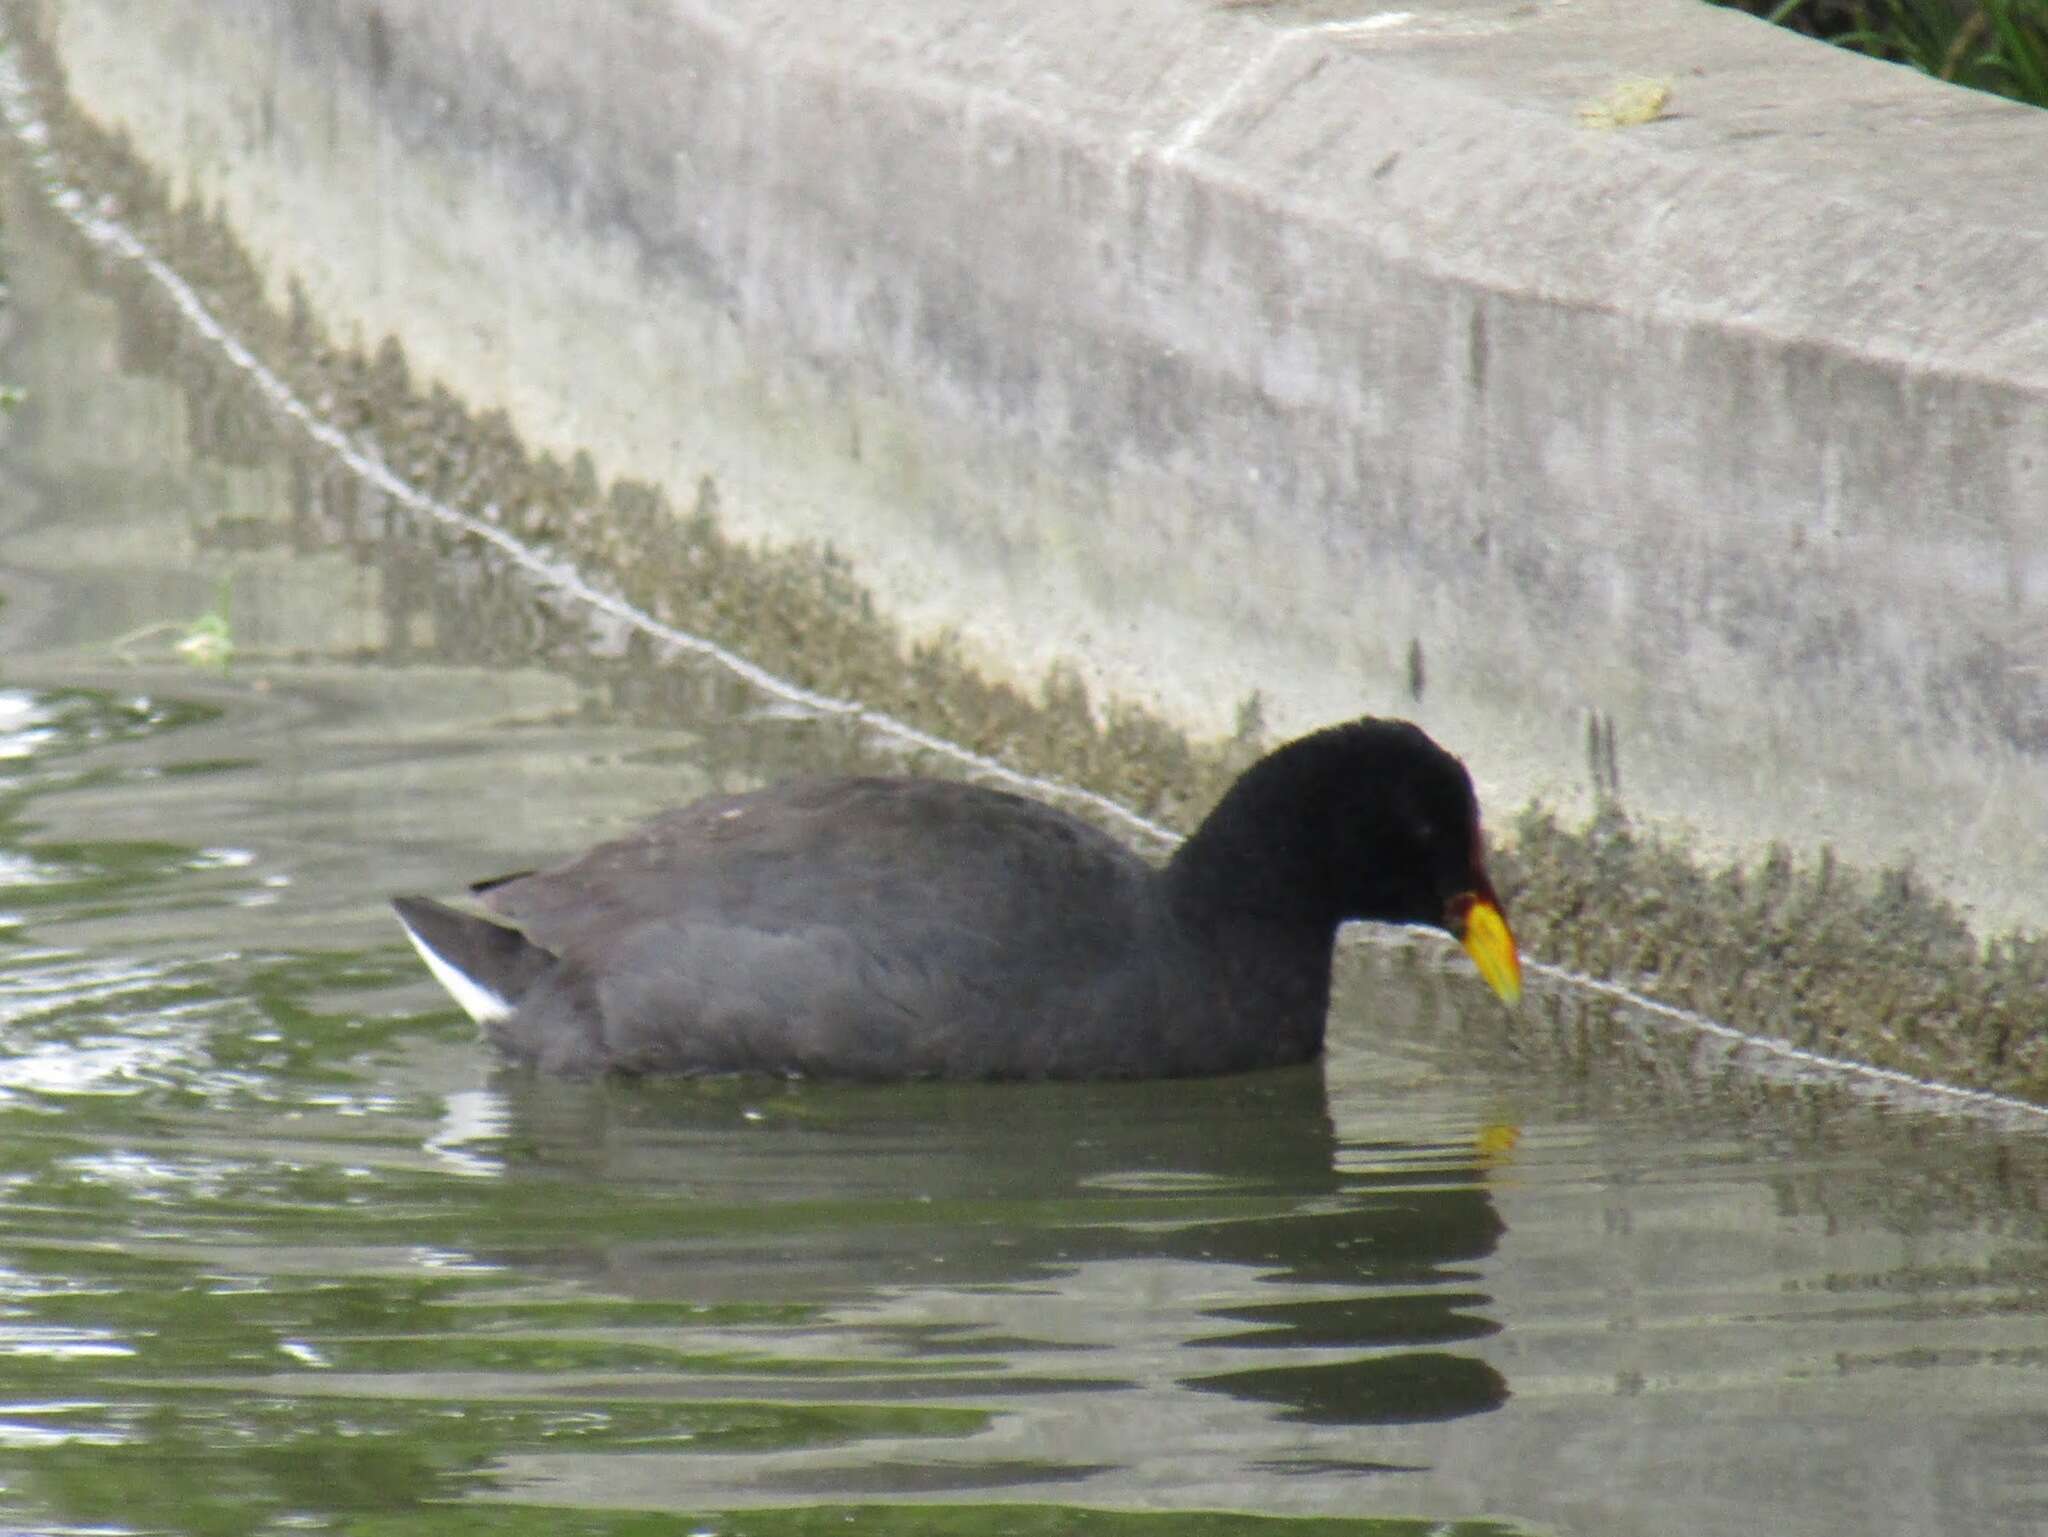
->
[5,46,2044,1131]
[1159,31,1293,162]
[1158,15,1419,165]
[1308,11,1423,35]
[1526,957,2048,1127]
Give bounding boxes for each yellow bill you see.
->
[1458,896,1522,1005]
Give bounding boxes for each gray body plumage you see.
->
[397,776,1326,1079]
[392,720,1506,1081]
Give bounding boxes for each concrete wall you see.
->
[13,0,2048,927]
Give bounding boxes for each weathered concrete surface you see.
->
[10,0,2048,928]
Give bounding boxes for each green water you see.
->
[1,110,2047,1537]
[0,670,1538,1536]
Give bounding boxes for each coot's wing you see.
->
[564,917,1003,1077]
[485,778,1149,938]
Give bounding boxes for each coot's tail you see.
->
[391,896,557,1026]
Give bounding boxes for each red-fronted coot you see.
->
[392,716,1521,1078]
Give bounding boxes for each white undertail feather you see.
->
[398,919,513,1026]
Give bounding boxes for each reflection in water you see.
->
[0,73,2045,1537]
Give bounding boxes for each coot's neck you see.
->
[1163,747,1345,938]
[1161,753,1345,1060]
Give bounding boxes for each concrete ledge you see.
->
[10,0,2048,928]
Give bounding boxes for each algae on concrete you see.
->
[1496,807,2048,1102]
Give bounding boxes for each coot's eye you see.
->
[1394,791,1437,851]
[1409,817,1440,848]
